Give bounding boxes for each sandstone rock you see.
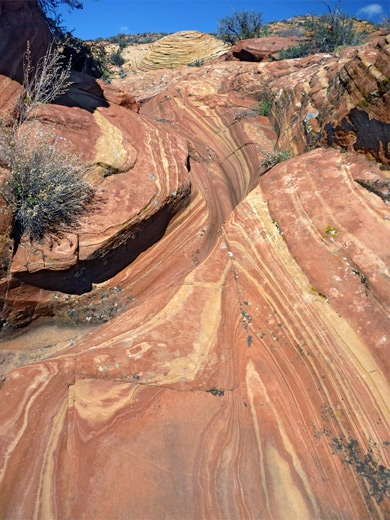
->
[229,37,294,62]
[253,36,390,165]
[0,15,389,520]
[132,31,230,70]
[1,148,389,519]
[0,0,52,82]
[58,71,140,112]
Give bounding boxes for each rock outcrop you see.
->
[228,36,294,62]
[0,13,389,520]
[0,0,52,81]
[123,31,229,70]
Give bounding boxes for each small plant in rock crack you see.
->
[261,149,291,170]
[254,100,272,116]
[0,41,97,245]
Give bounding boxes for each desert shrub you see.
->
[1,135,95,241]
[109,48,125,67]
[217,9,270,44]
[279,1,365,59]
[0,43,96,243]
[279,42,311,59]
[305,2,365,53]
[261,150,291,169]
[276,26,305,38]
[15,42,72,126]
[379,16,390,31]
[108,34,129,49]
[255,100,272,116]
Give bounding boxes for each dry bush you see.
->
[15,41,72,126]
[0,42,96,243]
[0,132,95,241]
[261,150,291,169]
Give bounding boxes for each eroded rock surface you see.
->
[128,31,229,70]
[0,0,52,82]
[0,20,389,520]
[228,36,294,62]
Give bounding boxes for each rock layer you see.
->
[0,20,390,520]
[130,31,229,70]
[1,149,389,519]
[229,37,294,62]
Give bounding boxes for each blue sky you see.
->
[57,1,390,40]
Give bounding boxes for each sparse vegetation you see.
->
[1,135,95,242]
[14,42,72,126]
[255,100,272,116]
[59,33,109,79]
[276,26,305,38]
[109,48,125,67]
[0,43,96,244]
[379,16,390,32]
[187,59,204,67]
[279,42,310,60]
[261,150,291,169]
[103,32,170,46]
[279,1,366,59]
[217,8,270,44]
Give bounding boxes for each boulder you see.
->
[230,36,295,62]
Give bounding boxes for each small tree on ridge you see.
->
[217,9,270,44]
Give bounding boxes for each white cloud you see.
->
[356,3,384,19]
[119,26,129,33]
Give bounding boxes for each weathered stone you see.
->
[0,12,389,520]
[230,36,295,62]
[0,0,52,82]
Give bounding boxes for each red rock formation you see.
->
[260,35,390,164]
[228,36,295,62]
[0,13,389,520]
[0,0,52,82]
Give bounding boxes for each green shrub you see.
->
[217,9,270,44]
[279,42,310,60]
[59,33,110,79]
[279,2,365,60]
[187,59,204,67]
[261,150,291,169]
[109,48,125,67]
[254,100,272,116]
[305,3,365,53]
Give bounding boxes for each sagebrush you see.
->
[0,42,97,243]
[1,134,95,241]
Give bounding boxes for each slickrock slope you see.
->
[0,21,390,520]
[129,31,229,70]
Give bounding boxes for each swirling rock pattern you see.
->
[130,31,229,71]
[0,27,390,520]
